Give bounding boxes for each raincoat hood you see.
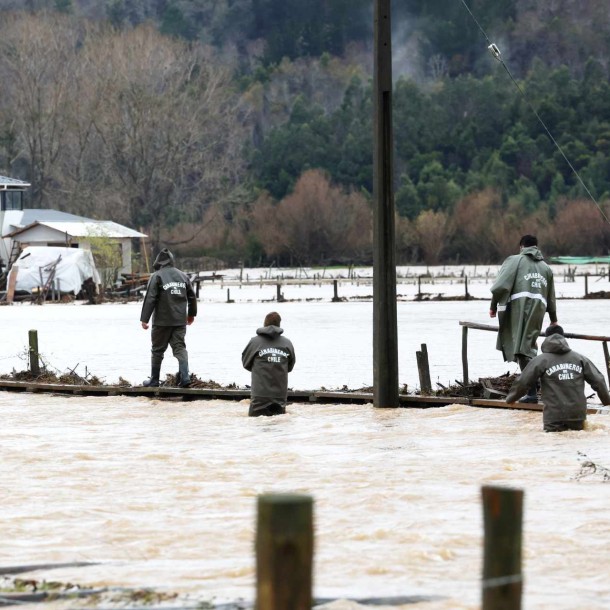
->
[521,246,544,261]
[257,325,284,339]
[152,248,175,270]
[541,333,571,355]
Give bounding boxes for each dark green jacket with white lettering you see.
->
[140,249,197,326]
[490,246,557,361]
[242,325,296,415]
[506,334,610,425]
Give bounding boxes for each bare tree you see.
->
[0,13,79,206]
[547,199,610,254]
[245,170,372,265]
[451,189,500,263]
[85,25,247,247]
[414,209,453,265]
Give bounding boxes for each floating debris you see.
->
[574,451,610,482]
[433,372,517,399]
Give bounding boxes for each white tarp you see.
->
[12,246,101,294]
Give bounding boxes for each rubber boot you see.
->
[143,365,161,387]
[177,360,190,388]
[518,387,538,404]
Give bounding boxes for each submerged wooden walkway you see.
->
[1,378,607,414]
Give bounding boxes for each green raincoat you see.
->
[490,246,557,362]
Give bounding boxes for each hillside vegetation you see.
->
[1,0,610,265]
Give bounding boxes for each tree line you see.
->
[1,7,610,267]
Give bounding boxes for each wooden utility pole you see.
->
[373,0,399,407]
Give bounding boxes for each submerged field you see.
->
[1,266,610,609]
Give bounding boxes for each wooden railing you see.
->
[459,321,610,387]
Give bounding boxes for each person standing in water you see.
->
[490,234,558,403]
[242,311,295,416]
[506,325,610,432]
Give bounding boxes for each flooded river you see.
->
[2,295,610,609]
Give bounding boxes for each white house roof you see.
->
[5,219,147,239]
[0,175,30,190]
[20,209,90,224]
[3,208,147,239]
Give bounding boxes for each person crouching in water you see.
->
[242,311,296,416]
[506,325,610,431]
[140,248,197,387]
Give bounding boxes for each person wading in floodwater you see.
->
[489,234,558,403]
[242,311,296,416]
[140,248,197,388]
[506,325,610,431]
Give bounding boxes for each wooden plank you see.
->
[405,394,470,406]
[0,379,606,414]
[471,398,543,412]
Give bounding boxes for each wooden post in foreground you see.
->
[585,273,589,296]
[28,329,40,376]
[373,0,398,408]
[256,494,313,610]
[482,485,523,610]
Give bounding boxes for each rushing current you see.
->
[1,268,610,609]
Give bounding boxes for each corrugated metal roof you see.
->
[0,175,31,189]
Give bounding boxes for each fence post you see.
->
[481,485,523,610]
[585,273,589,296]
[256,494,313,610]
[332,279,341,302]
[462,325,469,385]
[29,329,40,376]
[416,343,432,394]
[464,276,469,298]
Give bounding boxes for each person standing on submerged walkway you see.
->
[489,234,558,403]
[140,248,197,388]
[506,325,610,432]
[242,311,295,416]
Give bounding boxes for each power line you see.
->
[458,0,610,225]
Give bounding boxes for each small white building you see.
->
[0,175,146,275]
